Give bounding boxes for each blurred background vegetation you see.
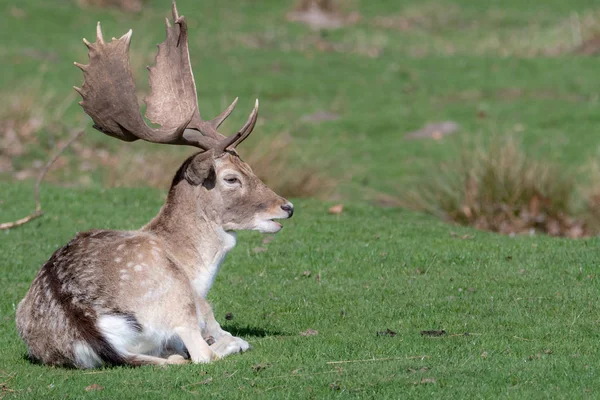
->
[3,0,600,235]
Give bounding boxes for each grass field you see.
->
[2,0,600,398]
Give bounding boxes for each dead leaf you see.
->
[300,328,319,337]
[328,204,343,214]
[302,270,312,277]
[481,351,488,359]
[419,378,437,384]
[252,247,267,253]
[85,384,103,392]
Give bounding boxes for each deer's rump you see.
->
[15,230,140,368]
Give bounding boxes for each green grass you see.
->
[4,0,600,195]
[2,183,599,398]
[3,0,600,398]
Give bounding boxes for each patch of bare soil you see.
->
[405,121,459,140]
[287,0,361,30]
[76,0,144,13]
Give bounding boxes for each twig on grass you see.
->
[327,355,429,365]
[448,332,482,337]
[242,370,340,381]
[180,377,213,394]
[0,130,83,230]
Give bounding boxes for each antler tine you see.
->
[172,0,180,21]
[209,97,239,130]
[214,100,259,153]
[96,22,105,44]
[231,99,259,148]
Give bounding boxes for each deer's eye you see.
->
[224,176,240,185]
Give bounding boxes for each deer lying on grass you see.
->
[16,2,293,368]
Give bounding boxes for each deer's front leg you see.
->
[197,298,250,357]
[174,326,219,363]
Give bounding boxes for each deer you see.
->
[15,1,294,369]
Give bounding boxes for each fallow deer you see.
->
[16,1,294,368]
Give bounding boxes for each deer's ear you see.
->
[185,150,216,188]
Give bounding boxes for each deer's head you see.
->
[74,1,293,233]
[177,149,293,233]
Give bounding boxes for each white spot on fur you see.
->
[127,262,134,268]
[73,341,102,369]
[120,269,127,274]
[134,264,143,272]
[114,257,122,263]
[121,274,130,281]
[117,244,126,251]
[149,240,157,246]
[137,253,143,260]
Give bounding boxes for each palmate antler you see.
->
[74,1,257,153]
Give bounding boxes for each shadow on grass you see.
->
[222,324,286,338]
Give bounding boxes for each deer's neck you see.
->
[143,184,236,297]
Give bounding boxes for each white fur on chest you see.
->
[191,229,236,298]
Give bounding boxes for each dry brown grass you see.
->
[101,132,337,199]
[401,137,592,238]
[241,133,337,199]
[471,9,600,57]
[371,2,462,33]
[0,87,80,181]
[580,161,600,233]
[1,84,337,199]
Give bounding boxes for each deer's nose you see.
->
[281,203,294,218]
